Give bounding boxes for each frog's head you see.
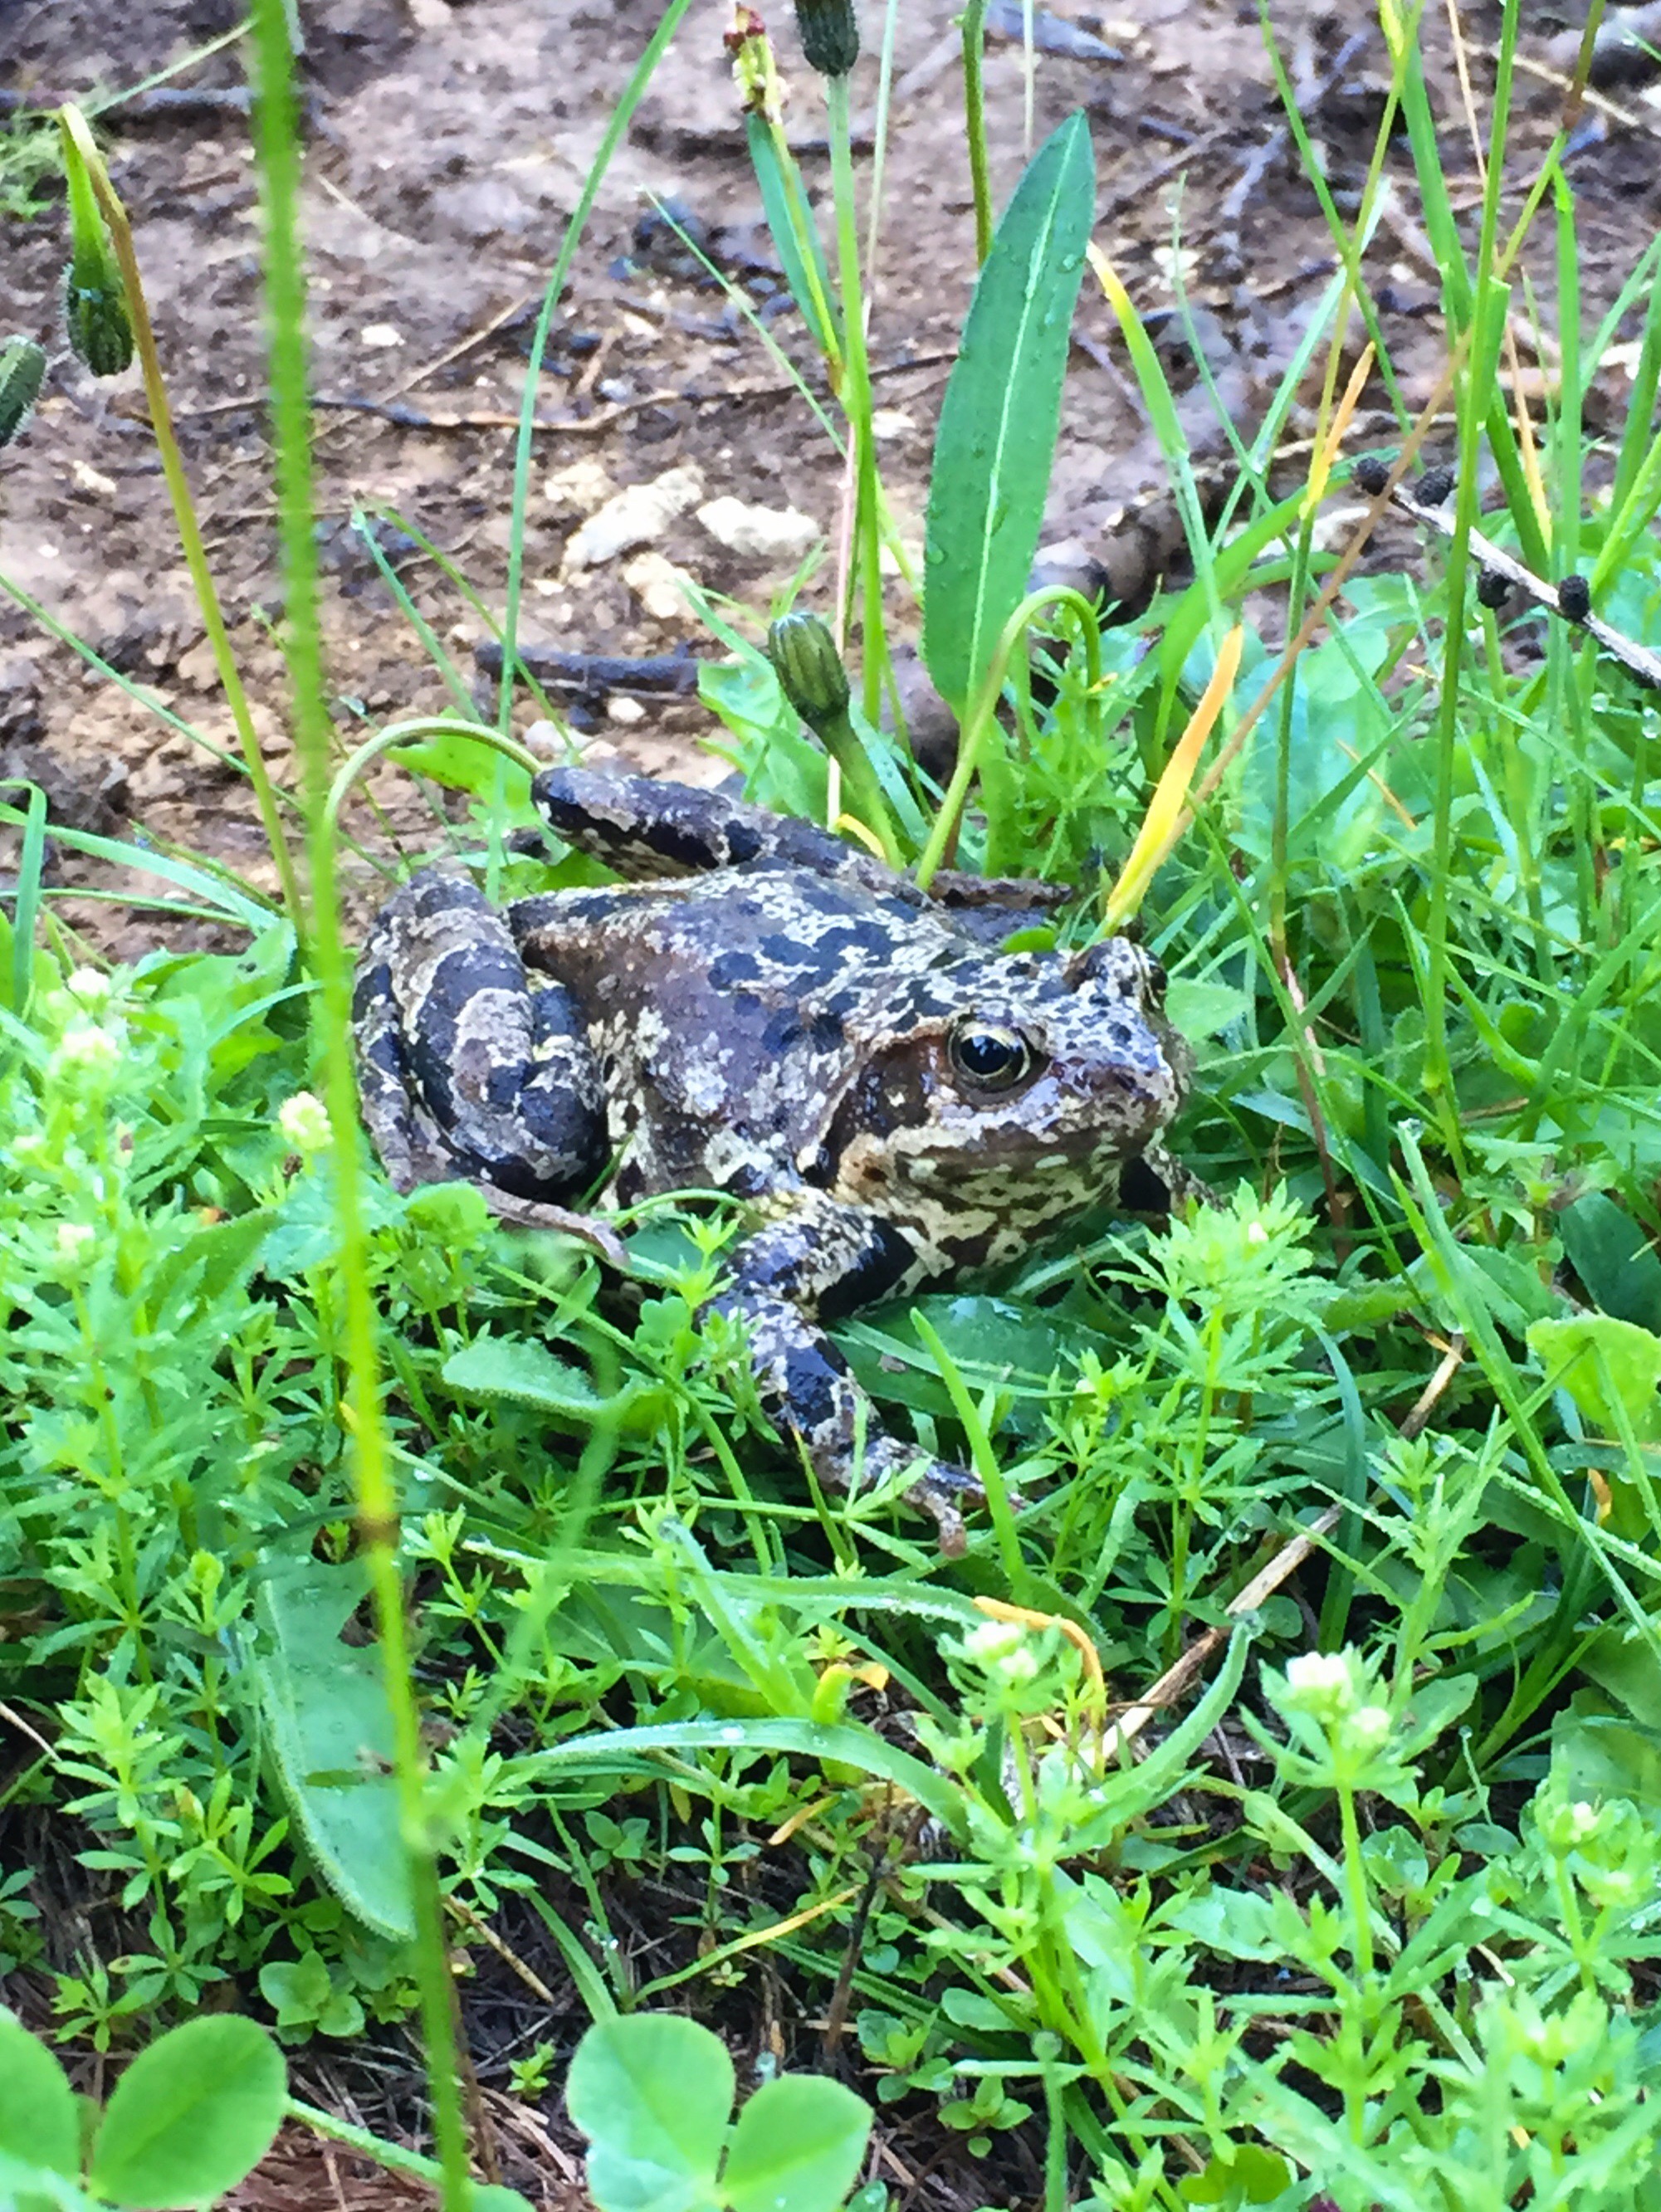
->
[816,936,1190,1269]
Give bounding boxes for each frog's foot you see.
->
[856,1437,986,1557]
[354,870,608,1201]
[708,1274,988,1557]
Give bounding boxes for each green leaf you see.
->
[0,2147,105,2212]
[0,2012,81,2180]
[442,1336,668,1433]
[252,1555,416,1941]
[838,1292,1094,1437]
[1395,1670,1478,1759]
[1163,980,1253,1043]
[566,2014,733,2212]
[1529,1314,1661,1444]
[1179,2145,1293,2205]
[1560,1193,1661,1336]
[1551,1703,1661,1820]
[385,726,530,809]
[746,115,839,358]
[721,2075,871,2212]
[525,1716,965,1833]
[922,110,1096,710]
[86,2017,286,2210]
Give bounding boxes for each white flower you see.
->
[1342,1704,1393,1757]
[65,967,112,1004]
[960,1619,1041,1687]
[963,1619,1028,1668]
[51,1023,121,1076]
[277,1090,333,1156]
[1282,1649,1361,1724]
[56,1221,96,1262]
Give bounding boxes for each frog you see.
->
[353,768,1193,1554]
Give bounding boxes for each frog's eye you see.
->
[947,1019,1038,1093]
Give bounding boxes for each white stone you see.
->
[545,458,613,515]
[562,465,705,570]
[606,695,647,726]
[359,322,404,349]
[870,408,915,442]
[623,549,692,623]
[695,496,819,561]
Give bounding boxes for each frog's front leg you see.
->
[354,871,608,1201]
[706,1195,985,1556]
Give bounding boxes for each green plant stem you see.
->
[56,105,305,941]
[815,704,902,863]
[960,0,993,265]
[915,585,1100,886]
[322,720,540,845]
[1422,0,1519,1171]
[1478,610,1551,981]
[498,0,696,739]
[288,2101,468,2192]
[827,73,889,730]
[1336,1775,1374,1985]
[909,1310,1024,1589]
[247,7,472,2205]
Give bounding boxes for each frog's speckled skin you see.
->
[354,769,1191,1552]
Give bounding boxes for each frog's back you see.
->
[514,866,960,1201]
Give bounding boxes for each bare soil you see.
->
[6,0,1649,969]
[4,0,1659,2200]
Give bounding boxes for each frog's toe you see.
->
[869,1445,1014,1558]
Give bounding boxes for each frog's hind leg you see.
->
[531,766,912,897]
[354,871,607,1201]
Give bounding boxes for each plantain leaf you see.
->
[922,110,1096,712]
[252,1554,415,1942]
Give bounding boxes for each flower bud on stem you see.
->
[58,117,134,377]
[767,611,901,864]
[793,0,859,78]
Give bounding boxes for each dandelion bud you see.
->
[63,261,134,378]
[59,115,134,378]
[794,0,859,77]
[767,610,851,735]
[0,337,46,452]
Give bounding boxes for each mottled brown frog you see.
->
[354,769,1191,1552]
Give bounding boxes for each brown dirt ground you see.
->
[4,0,1659,2203]
[6,0,1649,973]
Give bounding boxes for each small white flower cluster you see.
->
[1281,1648,1392,1755]
[276,1090,333,1158]
[42,969,127,1090]
[960,1617,1041,1688]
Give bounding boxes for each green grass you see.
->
[4,1,1661,2208]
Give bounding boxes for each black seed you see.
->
[1558,574,1591,622]
[1476,565,1511,609]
